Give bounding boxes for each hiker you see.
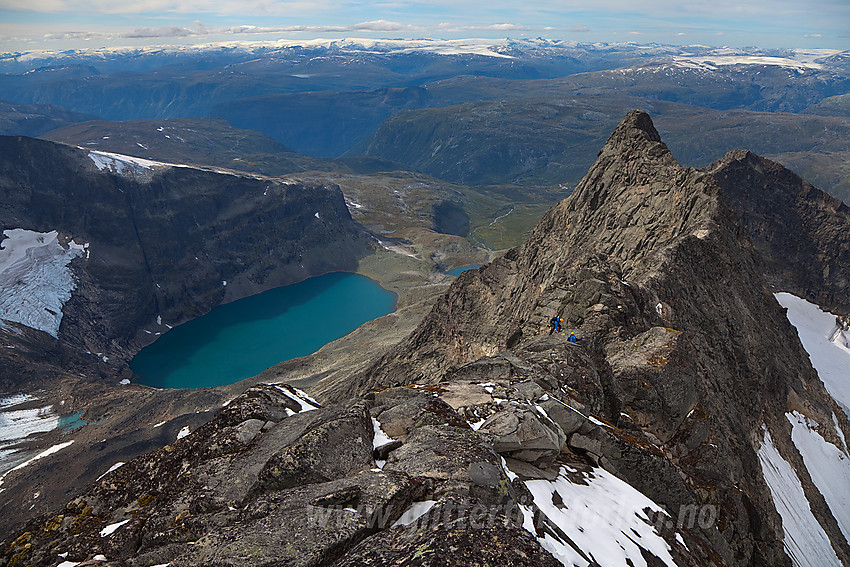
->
[568,332,583,343]
[548,316,562,335]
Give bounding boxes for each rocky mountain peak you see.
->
[609,108,663,143]
[319,110,850,565]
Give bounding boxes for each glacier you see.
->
[0,229,88,338]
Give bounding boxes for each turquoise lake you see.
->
[130,272,396,389]
[446,264,483,276]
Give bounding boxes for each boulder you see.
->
[478,405,566,467]
[253,400,374,493]
[509,380,546,402]
[539,398,586,436]
[371,389,467,439]
[436,382,493,409]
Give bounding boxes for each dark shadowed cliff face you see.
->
[0,135,371,371]
[708,149,850,314]
[322,111,849,565]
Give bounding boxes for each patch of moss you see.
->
[138,493,156,506]
[41,516,64,534]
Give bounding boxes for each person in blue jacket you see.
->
[569,332,583,343]
[549,316,562,335]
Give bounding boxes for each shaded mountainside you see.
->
[353,95,850,201]
[3,113,849,567]
[41,117,346,177]
[0,135,371,371]
[0,100,94,137]
[708,150,850,314]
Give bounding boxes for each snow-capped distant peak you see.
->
[671,49,838,71]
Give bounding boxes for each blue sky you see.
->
[1,0,848,53]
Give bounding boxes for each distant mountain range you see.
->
[1,39,846,204]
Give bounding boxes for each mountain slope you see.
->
[333,111,850,565]
[707,150,850,313]
[41,117,342,176]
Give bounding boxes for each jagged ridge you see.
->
[326,110,850,565]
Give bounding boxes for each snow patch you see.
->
[176,426,190,440]
[392,500,438,527]
[517,464,676,567]
[99,519,130,537]
[96,462,125,482]
[757,426,840,567]
[372,417,393,448]
[0,440,74,490]
[0,397,60,472]
[0,229,87,337]
[787,411,850,543]
[88,150,174,176]
[275,385,321,413]
[776,293,850,416]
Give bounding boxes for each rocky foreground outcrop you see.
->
[3,112,849,566]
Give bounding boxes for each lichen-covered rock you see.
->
[252,400,374,493]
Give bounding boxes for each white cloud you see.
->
[803,33,822,38]
[352,19,415,32]
[481,23,532,31]
[124,25,196,38]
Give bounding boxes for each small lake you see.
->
[130,272,396,389]
[446,264,483,276]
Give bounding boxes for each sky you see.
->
[0,0,848,54]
